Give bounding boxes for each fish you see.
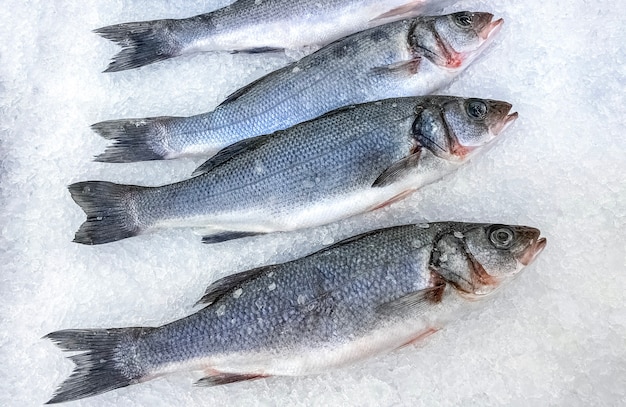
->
[93,11,503,163]
[95,0,460,72]
[45,221,547,403]
[69,95,518,245]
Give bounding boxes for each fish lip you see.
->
[480,18,504,41]
[496,111,519,135]
[520,237,547,266]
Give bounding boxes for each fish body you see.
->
[96,0,459,72]
[94,12,503,163]
[70,96,518,245]
[46,222,546,403]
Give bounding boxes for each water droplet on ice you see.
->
[233,288,243,298]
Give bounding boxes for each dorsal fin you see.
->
[195,265,276,306]
[220,68,284,106]
[310,228,394,257]
[191,135,269,176]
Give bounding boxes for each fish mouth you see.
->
[519,237,547,266]
[456,17,503,67]
[444,100,516,161]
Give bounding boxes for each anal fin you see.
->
[201,231,264,244]
[232,47,284,54]
[195,372,268,387]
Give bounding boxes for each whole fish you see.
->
[46,221,546,403]
[96,0,459,72]
[93,12,503,163]
[70,96,517,245]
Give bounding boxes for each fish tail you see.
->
[69,181,146,245]
[92,117,177,162]
[45,327,155,404]
[94,19,186,72]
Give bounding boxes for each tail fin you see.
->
[92,117,176,162]
[45,327,155,404]
[69,181,146,245]
[94,20,185,72]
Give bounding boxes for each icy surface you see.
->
[0,1,624,406]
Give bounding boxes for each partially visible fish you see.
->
[96,0,459,72]
[69,96,517,245]
[46,221,546,403]
[93,12,503,163]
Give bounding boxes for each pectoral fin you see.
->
[372,149,421,187]
[371,58,421,77]
[376,282,445,316]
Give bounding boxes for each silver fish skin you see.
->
[93,12,503,163]
[46,222,546,403]
[96,0,459,72]
[70,96,518,245]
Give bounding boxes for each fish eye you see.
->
[454,13,473,28]
[466,100,487,120]
[489,226,515,249]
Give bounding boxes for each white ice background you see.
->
[0,1,624,406]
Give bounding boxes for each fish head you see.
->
[411,12,503,70]
[431,223,546,299]
[411,96,518,163]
